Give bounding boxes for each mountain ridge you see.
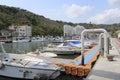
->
[0,5,120,37]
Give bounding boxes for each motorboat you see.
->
[0,43,61,80]
[12,37,31,43]
[42,40,80,54]
[42,40,92,55]
[57,40,82,48]
[43,36,63,43]
[26,49,57,58]
[31,36,44,42]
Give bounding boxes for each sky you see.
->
[0,0,120,24]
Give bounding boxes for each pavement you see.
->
[86,38,120,80]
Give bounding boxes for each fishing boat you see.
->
[0,43,61,80]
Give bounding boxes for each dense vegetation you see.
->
[0,5,120,37]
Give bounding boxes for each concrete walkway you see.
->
[86,38,120,80]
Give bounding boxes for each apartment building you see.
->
[9,25,32,37]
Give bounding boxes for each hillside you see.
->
[0,5,69,36]
[0,5,120,37]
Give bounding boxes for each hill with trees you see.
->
[0,5,120,37]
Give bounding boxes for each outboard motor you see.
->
[33,74,48,80]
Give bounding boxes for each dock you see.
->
[86,38,120,80]
[36,44,100,79]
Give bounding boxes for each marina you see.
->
[0,28,118,80]
[0,40,99,80]
[0,1,120,80]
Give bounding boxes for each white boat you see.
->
[0,43,61,80]
[42,40,92,55]
[31,36,44,42]
[42,40,80,54]
[43,36,63,43]
[26,49,57,58]
[12,37,31,43]
[47,37,63,43]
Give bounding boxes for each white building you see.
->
[9,25,32,37]
[63,25,73,37]
[63,25,85,40]
[73,25,85,36]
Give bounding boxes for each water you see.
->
[1,41,48,53]
[0,41,80,80]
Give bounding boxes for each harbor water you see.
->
[0,41,46,80]
[0,41,81,80]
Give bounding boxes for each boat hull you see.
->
[0,64,60,79]
[43,50,81,55]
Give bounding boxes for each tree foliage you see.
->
[0,5,120,37]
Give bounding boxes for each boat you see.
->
[12,37,31,43]
[47,37,63,43]
[26,49,57,58]
[43,36,63,43]
[0,43,61,80]
[42,40,93,55]
[42,40,92,55]
[31,36,44,42]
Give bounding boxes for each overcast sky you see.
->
[0,0,120,24]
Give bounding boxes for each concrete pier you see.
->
[86,38,120,80]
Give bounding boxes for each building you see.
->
[63,25,74,37]
[0,30,11,37]
[9,25,32,37]
[63,25,85,40]
[0,30,13,42]
[73,25,85,36]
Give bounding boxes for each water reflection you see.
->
[1,42,48,53]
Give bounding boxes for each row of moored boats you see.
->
[0,39,94,80]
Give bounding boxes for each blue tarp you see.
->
[71,41,81,44]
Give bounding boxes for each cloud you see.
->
[108,0,120,6]
[87,8,120,24]
[65,4,92,18]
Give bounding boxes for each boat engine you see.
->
[33,74,48,80]
[0,61,4,69]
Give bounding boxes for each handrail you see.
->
[81,29,108,65]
